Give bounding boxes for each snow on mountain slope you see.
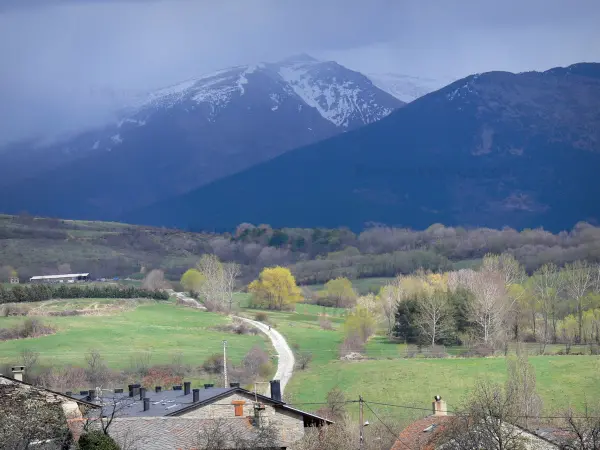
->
[275,55,400,128]
[368,73,455,102]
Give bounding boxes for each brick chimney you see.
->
[432,395,447,416]
[11,366,25,382]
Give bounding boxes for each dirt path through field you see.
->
[235,316,295,395]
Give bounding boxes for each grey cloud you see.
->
[1,0,599,145]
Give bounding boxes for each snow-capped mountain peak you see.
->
[274,57,401,128]
[131,55,403,129]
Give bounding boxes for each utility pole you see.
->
[223,340,228,388]
[359,395,364,449]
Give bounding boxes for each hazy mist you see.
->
[1,0,599,145]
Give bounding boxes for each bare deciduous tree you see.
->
[85,349,109,388]
[439,381,533,450]
[141,269,169,290]
[380,278,405,337]
[416,289,454,346]
[532,263,562,349]
[560,403,600,449]
[196,255,240,312]
[505,350,542,429]
[564,261,595,343]
[465,271,509,346]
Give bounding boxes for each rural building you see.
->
[391,396,558,450]
[72,379,331,449]
[0,368,101,447]
[9,276,19,284]
[29,272,90,283]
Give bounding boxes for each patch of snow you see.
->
[368,73,454,102]
[117,118,146,128]
[278,61,393,127]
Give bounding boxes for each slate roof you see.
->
[391,415,453,450]
[106,417,285,450]
[71,385,332,424]
[0,375,100,409]
[71,387,235,418]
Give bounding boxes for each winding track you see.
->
[235,316,295,395]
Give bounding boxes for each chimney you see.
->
[143,398,150,412]
[114,388,124,394]
[155,386,162,393]
[139,387,146,400]
[79,390,88,396]
[173,385,182,391]
[230,382,240,388]
[132,384,140,397]
[204,384,214,389]
[65,391,73,396]
[184,381,191,395]
[193,388,200,403]
[128,384,134,397]
[432,395,447,416]
[270,380,282,403]
[88,389,97,401]
[11,366,25,382]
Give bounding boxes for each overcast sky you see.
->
[1,0,599,146]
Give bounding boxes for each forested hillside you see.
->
[2,214,600,285]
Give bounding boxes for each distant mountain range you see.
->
[124,63,600,232]
[0,54,404,218]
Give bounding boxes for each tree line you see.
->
[0,284,169,304]
[4,214,600,284]
[382,255,600,350]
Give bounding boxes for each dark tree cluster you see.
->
[0,284,169,304]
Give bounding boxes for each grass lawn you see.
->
[0,299,269,372]
[239,303,600,416]
[285,356,600,417]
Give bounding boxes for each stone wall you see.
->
[180,391,305,446]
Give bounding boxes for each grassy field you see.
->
[286,356,600,416]
[236,302,600,415]
[0,299,270,373]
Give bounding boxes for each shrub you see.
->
[215,319,258,335]
[202,353,225,374]
[319,317,333,330]
[0,318,55,341]
[464,344,495,358]
[339,332,365,357]
[141,367,184,390]
[78,431,121,450]
[254,312,269,323]
[0,304,30,316]
[296,351,313,370]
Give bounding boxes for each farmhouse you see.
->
[29,272,90,283]
[391,396,558,450]
[0,367,101,447]
[72,379,331,449]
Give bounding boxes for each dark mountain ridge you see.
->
[124,62,600,232]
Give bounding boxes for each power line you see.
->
[363,401,410,450]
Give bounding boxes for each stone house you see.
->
[0,367,101,447]
[73,380,331,449]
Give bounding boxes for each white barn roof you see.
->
[29,273,90,281]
